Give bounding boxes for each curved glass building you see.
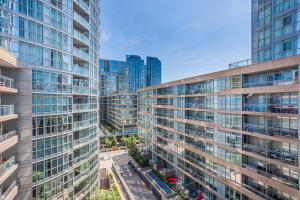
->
[0,0,100,198]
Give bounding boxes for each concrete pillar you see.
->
[15,67,32,200]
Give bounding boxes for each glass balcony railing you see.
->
[0,105,14,116]
[0,156,16,177]
[73,11,90,30]
[0,131,16,143]
[73,47,89,61]
[72,85,90,95]
[74,0,89,13]
[73,64,89,77]
[73,29,89,45]
[73,104,90,112]
[0,75,15,89]
[73,120,90,129]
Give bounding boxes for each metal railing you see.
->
[242,163,299,189]
[0,75,15,89]
[241,183,275,200]
[73,47,89,61]
[0,105,14,116]
[0,131,16,143]
[73,29,89,45]
[0,156,16,176]
[242,143,298,165]
[228,59,252,69]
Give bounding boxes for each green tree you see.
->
[111,136,117,147]
[104,137,112,148]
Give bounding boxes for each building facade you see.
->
[0,0,100,198]
[252,0,300,63]
[138,56,300,200]
[146,56,161,87]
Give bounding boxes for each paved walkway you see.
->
[113,153,157,200]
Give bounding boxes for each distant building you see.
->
[99,55,162,136]
[126,55,147,93]
[146,56,162,86]
[99,59,128,96]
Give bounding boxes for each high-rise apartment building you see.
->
[0,0,100,198]
[126,55,146,93]
[252,0,300,63]
[138,56,300,200]
[146,56,161,87]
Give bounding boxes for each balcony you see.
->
[242,143,298,166]
[73,64,89,77]
[0,156,17,185]
[73,120,92,130]
[242,123,298,139]
[0,131,17,153]
[0,75,17,93]
[73,29,89,46]
[1,181,18,200]
[242,163,299,189]
[185,102,205,109]
[243,78,298,88]
[0,48,17,69]
[73,47,89,62]
[241,183,275,200]
[74,0,89,15]
[73,11,90,31]
[0,106,16,122]
[72,85,90,95]
[73,104,90,113]
[243,103,298,114]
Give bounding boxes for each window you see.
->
[283,14,293,26]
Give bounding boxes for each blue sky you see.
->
[100,0,251,83]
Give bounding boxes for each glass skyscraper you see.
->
[0,0,100,198]
[252,0,300,63]
[126,55,146,93]
[146,56,161,87]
